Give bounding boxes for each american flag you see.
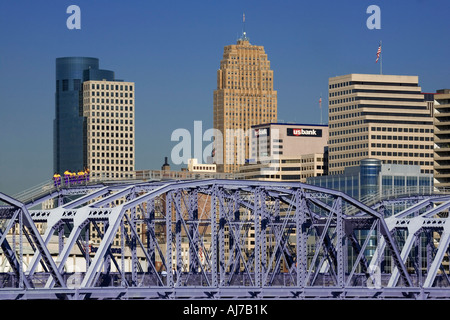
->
[376,43,381,63]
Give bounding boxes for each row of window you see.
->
[87,91,133,98]
[91,158,132,165]
[280,166,324,171]
[371,135,433,142]
[227,70,270,76]
[371,143,433,151]
[330,120,365,129]
[329,160,364,169]
[90,105,133,111]
[330,104,359,113]
[371,126,432,133]
[330,111,360,120]
[329,143,369,152]
[91,166,132,171]
[329,81,418,89]
[90,98,133,104]
[329,151,369,161]
[227,76,272,82]
[91,112,133,119]
[225,60,269,66]
[281,158,323,163]
[91,83,132,91]
[330,127,369,137]
[226,53,266,59]
[370,151,432,160]
[222,92,275,98]
[91,132,133,138]
[225,96,273,102]
[329,81,352,89]
[90,145,132,152]
[329,89,353,97]
[226,83,272,89]
[191,166,215,171]
[91,139,133,145]
[330,97,357,105]
[225,110,274,116]
[89,118,133,125]
[90,125,133,132]
[222,65,271,72]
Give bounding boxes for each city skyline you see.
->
[1,0,450,195]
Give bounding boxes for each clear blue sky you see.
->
[0,0,449,195]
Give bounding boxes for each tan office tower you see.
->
[434,89,450,188]
[328,74,434,175]
[213,31,277,173]
[83,80,135,180]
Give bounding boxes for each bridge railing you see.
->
[358,186,450,207]
[342,186,450,215]
[11,180,56,204]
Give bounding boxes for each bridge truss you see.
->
[0,179,450,300]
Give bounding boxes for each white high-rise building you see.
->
[82,80,135,180]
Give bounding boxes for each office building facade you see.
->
[54,57,99,174]
[213,32,277,173]
[328,74,434,175]
[82,80,135,180]
[434,89,450,188]
[239,123,328,182]
[54,57,135,180]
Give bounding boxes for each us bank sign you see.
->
[287,127,322,137]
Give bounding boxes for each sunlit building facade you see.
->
[213,32,277,173]
[328,74,434,175]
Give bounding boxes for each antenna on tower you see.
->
[240,12,249,41]
[319,94,323,125]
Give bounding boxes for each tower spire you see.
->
[240,12,249,42]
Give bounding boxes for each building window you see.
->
[74,79,81,91]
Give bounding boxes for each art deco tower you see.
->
[213,30,277,173]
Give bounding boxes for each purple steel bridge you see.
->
[0,179,450,300]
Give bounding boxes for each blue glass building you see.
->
[307,158,434,272]
[307,158,433,202]
[54,57,115,174]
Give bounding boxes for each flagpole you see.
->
[319,94,322,125]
